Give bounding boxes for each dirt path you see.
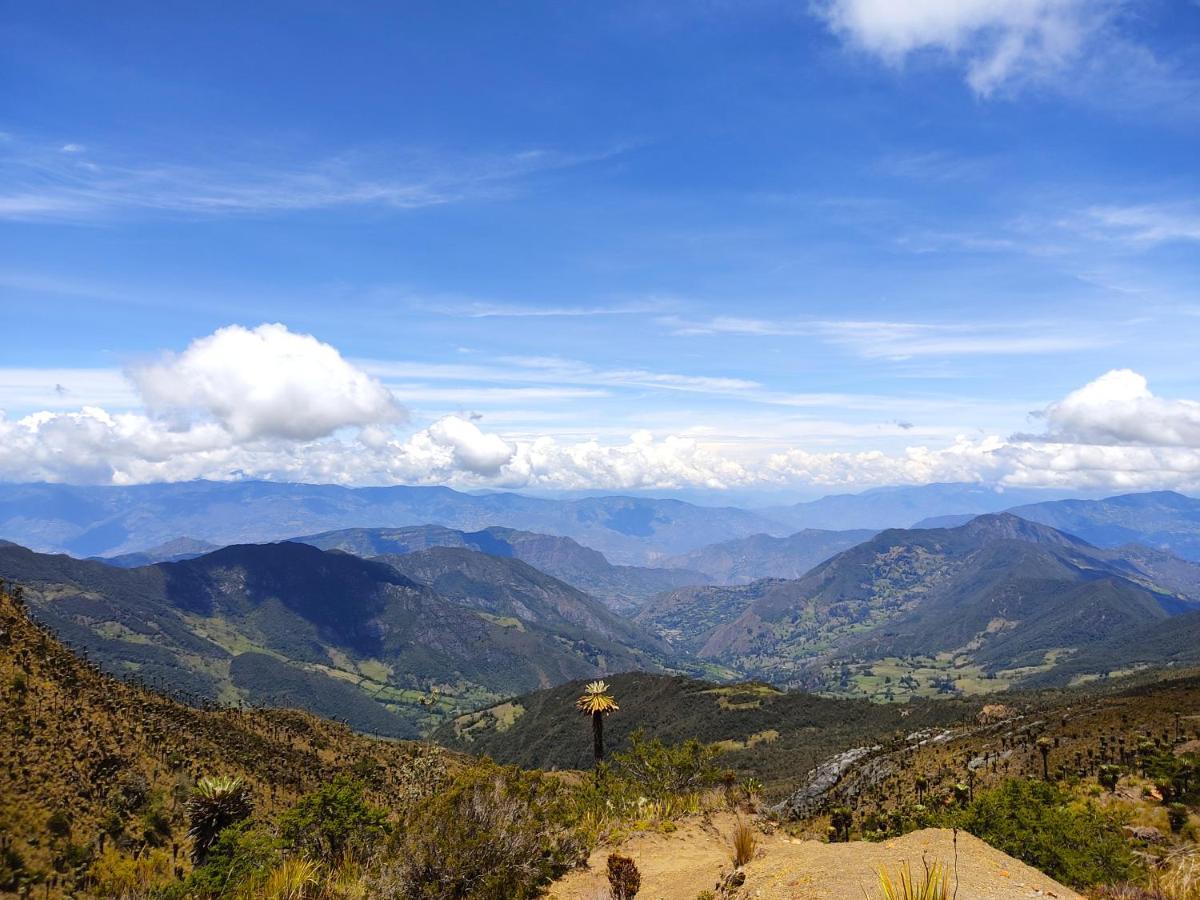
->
[548,816,1081,899]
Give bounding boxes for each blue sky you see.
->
[2,1,1200,496]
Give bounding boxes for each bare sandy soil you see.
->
[548,815,1082,900]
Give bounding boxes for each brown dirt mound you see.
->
[549,816,1081,899]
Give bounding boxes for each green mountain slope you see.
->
[0,541,663,736]
[297,524,706,612]
[635,579,792,655]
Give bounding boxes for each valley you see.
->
[4,483,1200,897]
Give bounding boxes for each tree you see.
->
[187,776,253,863]
[576,680,619,764]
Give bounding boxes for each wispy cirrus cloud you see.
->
[0,135,629,222]
[1073,204,1200,246]
[422,298,671,319]
[659,315,1110,359]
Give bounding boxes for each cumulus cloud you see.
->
[1036,368,1200,447]
[817,0,1104,95]
[132,323,404,441]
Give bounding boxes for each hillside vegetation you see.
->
[0,581,782,898]
[0,579,453,896]
[434,671,975,794]
[769,670,1200,894]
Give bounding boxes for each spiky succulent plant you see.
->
[187,775,253,862]
[576,680,618,764]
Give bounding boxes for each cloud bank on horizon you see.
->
[2,323,1199,494]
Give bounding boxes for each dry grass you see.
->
[732,819,757,868]
[1149,846,1200,900]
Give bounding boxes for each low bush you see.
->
[369,764,584,899]
[607,853,641,899]
[946,778,1134,888]
[278,775,389,864]
[610,730,721,798]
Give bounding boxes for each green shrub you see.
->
[155,821,279,900]
[279,775,389,864]
[610,730,720,799]
[947,778,1133,888]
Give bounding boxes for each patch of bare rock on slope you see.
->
[548,814,1080,899]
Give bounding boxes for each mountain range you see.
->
[759,482,1080,531]
[0,539,668,736]
[658,528,877,585]
[643,514,1200,697]
[0,480,1085,566]
[294,524,705,612]
[6,480,1200,728]
[0,481,786,565]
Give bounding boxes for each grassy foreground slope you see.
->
[0,580,452,896]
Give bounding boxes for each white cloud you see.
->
[817,0,1104,95]
[422,416,515,475]
[6,327,1200,496]
[131,323,404,441]
[1036,368,1200,446]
